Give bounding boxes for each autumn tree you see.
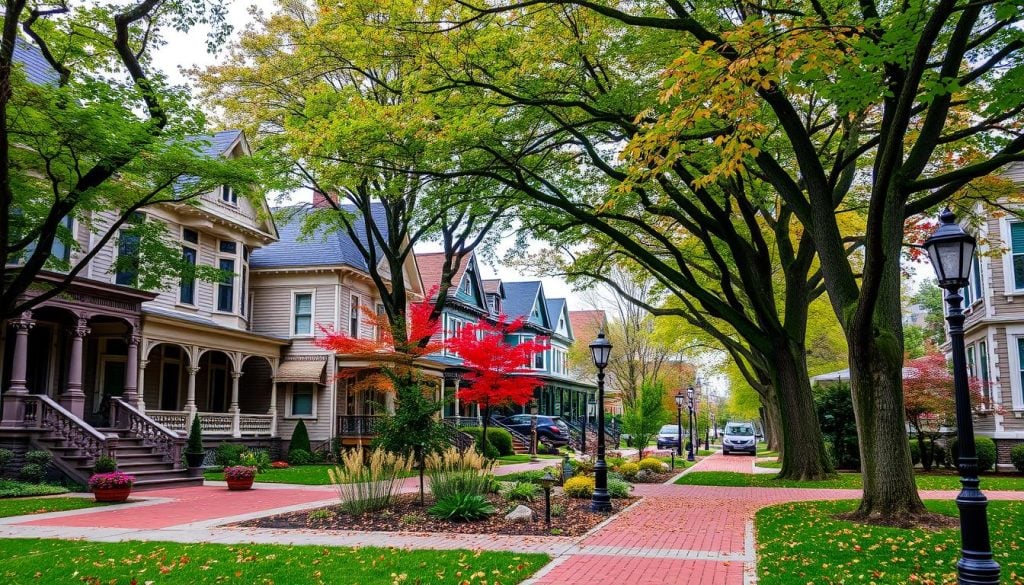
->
[447,316,548,458]
[904,353,984,472]
[438,0,1024,522]
[196,0,510,352]
[315,293,449,453]
[1,0,263,321]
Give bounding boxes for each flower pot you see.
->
[93,486,132,502]
[185,452,205,468]
[226,477,254,490]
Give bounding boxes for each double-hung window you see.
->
[350,295,360,337]
[290,383,315,417]
[979,341,991,404]
[114,212,144,286]
[294,293,313,336]
[180,229,198,305]
[217,258,235,312]
[221,185,237,205]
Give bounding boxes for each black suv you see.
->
[495,414,570,447]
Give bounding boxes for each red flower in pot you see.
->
[223,465,257,490]
[88,471,136,503]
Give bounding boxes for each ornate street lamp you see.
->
[674,391,685,457]
[923,208,999,585]
[686,386,696,462]
[589,330,612,513]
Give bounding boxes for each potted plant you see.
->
[89,471,136,502]
[185,415,205,476]
[223,465,257,490]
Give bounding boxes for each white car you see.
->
[656,424,683,450]
[722,422,757,455]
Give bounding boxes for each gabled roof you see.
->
[13,37,59,85]
[483,278,503,295]
[503,281,550,330]
[569,310,606,345]
[546,298,573,341]
[185,130,244,158]
[415,252,488,314]
[251,203,389,271]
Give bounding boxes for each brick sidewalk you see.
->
[2,453,1021,585]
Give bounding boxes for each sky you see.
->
[153,1,582,304]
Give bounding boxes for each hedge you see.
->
[463,427,514,457]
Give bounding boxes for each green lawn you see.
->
[0,480,70,498]
[204,465,420,485]
[676,471,1024,491]
[0,539,548,585]
[755,460,782,469]
[757,500,1024,584]
[0,497,106,518]
[496,454,562,465]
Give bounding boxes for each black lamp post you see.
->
[698,377,710,450]
[589,330,612,513]
[923,208,1000,585]
[539,470,555,528]
[530,400,540,463]
[686,386,696,462]
[674,391,685,457]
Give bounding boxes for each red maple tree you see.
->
[903,353,986,470]
[447,315,549,457]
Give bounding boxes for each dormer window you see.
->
[221,185,237,205]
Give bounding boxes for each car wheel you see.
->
[723,449,729,455]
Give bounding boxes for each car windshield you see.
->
[726,425,754,436]
[659,425,678,433]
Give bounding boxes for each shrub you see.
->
[328,448,413,515]
[563,475,595,498]
[240,450,271,472]
[215,443,247,467]
[463,427,514,457]
[186,415,204,455]
[1010,444,1024,473]
[550,503,565,517]
[271,461,290,469]
[814,382,860,469]
[0,479,68,497]
[498,470,545,484]
[223,466,257,481]
[18,463,45,483]
[607,478,632,498]
[950,436,998,472]
[88,471,135,489]
[289,420,312,458]
[93,456,118,473]
[932,442,948,469]
[24,450,52,466]
[618,462,639,480]
[908,441,921,466]
[429,493,496,521]
[607,456,627,469]
[638,457,663,473]
[288,449,314,466]
[574,457,595,476]
[501,481,540,502]
[0,448,13,470]
[426,447,496,501]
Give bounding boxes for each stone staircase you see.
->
[25,395,201,490]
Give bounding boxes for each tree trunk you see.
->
[760,390,782,454]
[847,336,926,520]
[772,340,833,480]
[480,404,490,458]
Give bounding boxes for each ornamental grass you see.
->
[425,447,496,501]
[328,448,413,515]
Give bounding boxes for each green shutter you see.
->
[1012,223,1024,252]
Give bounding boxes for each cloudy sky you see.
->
[153,1,582,303]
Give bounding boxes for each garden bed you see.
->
[238,492,638,536]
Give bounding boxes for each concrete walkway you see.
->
[1,454,1021,584]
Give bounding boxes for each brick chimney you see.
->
[312,190,337,208]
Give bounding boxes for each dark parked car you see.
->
[495,414,570,447]
[656,424,683,449]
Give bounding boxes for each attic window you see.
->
[221,185,237,205]
[462,276,471,294]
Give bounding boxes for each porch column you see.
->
[136,359,148,412]
[453,379,460,420]
[123,334,140,405]
[61,318,89,419]
[184,366,199,426]
[230,370,241,438]
[268,379,278,437]
[1,313,34,426]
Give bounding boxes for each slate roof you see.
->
[250,203,388,270]
[546,298,570,340]
[13,37,59,85]
[184,130,242,157]
[503,281,546,326]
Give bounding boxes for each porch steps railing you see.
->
[486,417,532,455]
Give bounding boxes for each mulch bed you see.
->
[237,492,639,537]
[631,470,680,483]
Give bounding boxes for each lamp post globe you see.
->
[923,208,999,585]
[674,391,685,457]
[589,331,613,513]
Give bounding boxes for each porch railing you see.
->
[111,398,185,468]
[336,414,382,436]
[239,414,273,435]
[147,410,188,431]
[144,410,274,436]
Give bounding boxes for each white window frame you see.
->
[220,184,238,205]
[291,290,315,337]
[285,383,318,419]
[1001,218,1024,294]
[349,294,361,338]
[1004,325,1024,410]
[178,227,199,308]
